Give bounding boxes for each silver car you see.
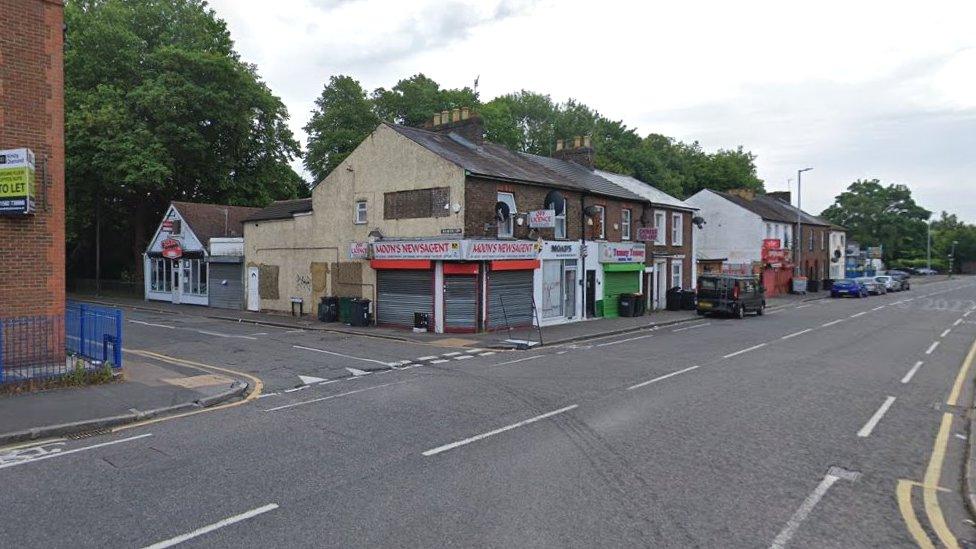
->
[856,277,885,295]
[875,275,900,292]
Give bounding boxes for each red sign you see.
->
[161,220,174,232]
[637,227,658,242]
[161,238,183,259]
[762,238,781,250]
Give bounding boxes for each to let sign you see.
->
[636,227,658,242]
[527,209,556,228]
[0,148,36,216]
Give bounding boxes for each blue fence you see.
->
[0,302,123,385]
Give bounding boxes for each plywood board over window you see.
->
[384,187,451,219]
[259,264,279,299]
[311,262,329,294]
[331,261,364,298]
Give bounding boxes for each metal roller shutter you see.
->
[602,271,639,318]
[487,270,534,329]
[208,263,244,309]
[444,275,478,331]
[376,270,432,327]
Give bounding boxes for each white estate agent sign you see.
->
[527,209,556,228]
[0,148,36,216]
[598,242,647,263]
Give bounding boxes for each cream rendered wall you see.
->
[245,124,466,313]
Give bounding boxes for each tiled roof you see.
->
[520,154,645,202]
[594,170,697,211]
[170,201,261,245]
[243,198,313,222]
[712,191,829,226]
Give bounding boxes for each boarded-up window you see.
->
[258,264,279,300]
[331,262,364,298]
[383,187,451,219]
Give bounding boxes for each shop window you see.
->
[621,209,631,240]
[354,200,367,224]
[150,258,173,292]
[671,261,683,289]
[541,260,563,318]
[672,213,683,246]
[654,211,665,245]
[497,192,516,238]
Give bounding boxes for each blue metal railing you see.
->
[0,302,123,385]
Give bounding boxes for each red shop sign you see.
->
[161,238,183,259]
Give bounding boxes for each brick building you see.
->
[244,109,696,332]
[0,0,65,320]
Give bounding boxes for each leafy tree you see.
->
[371,74,478,127]
[821,180,931,262]
[931,211,976,273]
[481,91,557,154]
[303,75,379,183]
[65,0,304,278]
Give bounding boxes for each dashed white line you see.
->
[595,334,654,347]
[195,330,258,340]
[128,320,176,329]
[454,355,474,360]
[416,356,439,361]
[925,341,940,355]
[940,329,951,338]
[966,310,974,318]
[442,352,462,357]
[857,396,896,437]
[0,434,153,470]
[872,305,887,311]
[141,503,279,549]
[796,304,812,309]
[901,361,924,384]
[850,312,867,318]
[465,348,485,354]
[672,322,711,332]
[422,405,578,456]
[430,359,449,364]
[769,472,844,549]
[723,343,766,359]
[492,355,545,366]
[821,319,845,327]
[264,380,409,412]
[955,319,964,327]
[479,352,496,357]
[781,329,813,340]
[628,365,700,390]
[293,345,393,367]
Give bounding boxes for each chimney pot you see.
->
[583,135,591,148]
[461,107,470,120]
[441,110,450,123]
[451,108,461,122]
[573,136,582,149]
[433,113,441,126]
[556,139,564,151]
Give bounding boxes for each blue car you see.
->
[831,278,868,298]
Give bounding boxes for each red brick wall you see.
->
[0,0,65,319]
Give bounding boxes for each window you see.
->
[554,197,567,239]
[383,187,450,219]
[766,223,772,239]
[671,261,683,288]
[808,228,814,251]
[784,226,792,249]
[497,192,516,238]
[354,201,367,224]
[183,259,207,295]
[592,205,605,239]
[654,211,665,245]
[821,230,826,250]
[621,209,632,240]
[150,258,173,292]
[671,213,683,246]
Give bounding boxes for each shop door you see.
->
[585,270,596,317]
[171,259,182,304]
[602,271,639,318]
[487,270,534,329]
[444,275,478,332]
[376,270,433,328]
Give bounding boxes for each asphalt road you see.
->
[3,277,976,548]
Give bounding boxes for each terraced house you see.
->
[244,108,696,333]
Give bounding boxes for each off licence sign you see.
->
[527,209,556,228]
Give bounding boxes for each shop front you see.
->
[598,242,646,318]
[535,241,582,326]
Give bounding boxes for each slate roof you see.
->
[594,170,697,211]
[170,201,261,246]
[711,191,829,226]
[243,198,313,222]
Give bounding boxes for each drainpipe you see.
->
[580,193,588,318]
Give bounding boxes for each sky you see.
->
[208,0,976,222]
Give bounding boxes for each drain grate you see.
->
[66,428,111,440]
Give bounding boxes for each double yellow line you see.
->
[898,337,976,549]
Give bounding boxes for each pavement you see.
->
[0,275,972,548]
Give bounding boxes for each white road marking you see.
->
[901,361,924,384]
[422,405,578,456]
[465,348,484,354]
[479,352,496,357]
[264,381,409,412]
[556,350,567,354]
[672,322,711,332]
[821,319,844,327]
[925,341,940,355]
[454,355,474,360]
[0,434,153,470]
[298,375,327,385]
[389,360,412,366]
[257,392,279,399]
[904,297,915,302]
[781,329,812,340]
[956,434,968,441]
[430,359,449,364]
[796,304,812,309]
[493,355,545,366]
[940,329,951,338]
[196,330,258,340]
[966,310,974,318]
[872,305,886,311]
[283,386,308,393]
[293,345,393,367]
[345,367,370,376]
[850,312,867,318]
[442,352,462,356]
[857,396,896,437]
[142,503,279,549]
[595,334,654,347]
[283,329,305,334]
[723,343,766,359]
[250,332,269,336]
[769,472,844,549]
[128,320,175,329]
[628,366,700,390]
[955,319,964,327]
[416,356,439,361]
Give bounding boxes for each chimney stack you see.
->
[461,107,470,120]
[426,106,484,144]
[553,134,595,170]
[555,139,564,151]
[728,188,756,201]
[767,191,791,204]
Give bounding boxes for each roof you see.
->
[594,170,697,211]
[388,123,643,202]
[710,191,829,226]
[244,198,313,222]
[170,201,261,245]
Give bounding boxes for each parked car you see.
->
[875,275,900,292]
[696,275,766,319]
[887,269,911,279]
[856,276,885,295]
[913,268,938,276]
[831,279,868,298]
[890,272,911,291]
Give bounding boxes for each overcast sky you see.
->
[209,0,976,222]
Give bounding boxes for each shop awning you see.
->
[603,262,644,272]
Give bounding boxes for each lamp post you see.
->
[949,240,958,277]
[927,219,932,271]
[795,168,813,277]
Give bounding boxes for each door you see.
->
[654,260,667,310]
[487,269,534,329]
[444,275,478,332]
[563,266,577,319]
[171,259,182,304]
[247,266,260,311]
[585,270,596,317]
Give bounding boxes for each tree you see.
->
[821,180,930,262]
[481,91,558,154]
[65,0,304,279]
[371,74,478,127]
[931,211,976,273]
[303,75,379,183]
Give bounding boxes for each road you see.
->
[2,277,976,548]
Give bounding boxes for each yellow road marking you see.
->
[111,349,264,432]
[947,336,976,406]
[923,413,959,549]
[897,480,935,549]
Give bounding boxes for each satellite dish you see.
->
[692,216,706,229]
[544,190,566,215]
[583,205,600,218]
[833,249,842,259]
[495,201,511,222]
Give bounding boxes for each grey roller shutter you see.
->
[487,270,534,329]
[444,275,478,331]
[208,263,244,309]
[376,270,432,327]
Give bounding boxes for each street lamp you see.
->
[927,219,932,271]
[795,167,813,277]
[949,240,959,277]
